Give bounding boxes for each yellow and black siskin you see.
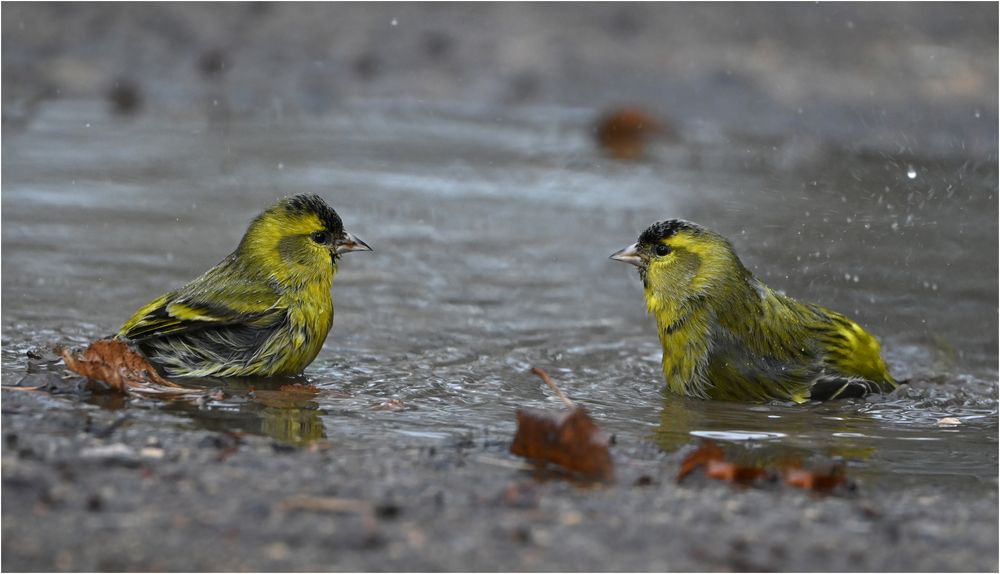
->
[118,194,371,378]
[611,219,896,403]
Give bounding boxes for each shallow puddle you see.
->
[3,99,997,493]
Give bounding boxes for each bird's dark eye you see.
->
[311,231,331,245]
[654,244,671,257]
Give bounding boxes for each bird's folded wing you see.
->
[119,282,284,341]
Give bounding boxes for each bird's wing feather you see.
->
[119,272,284,341]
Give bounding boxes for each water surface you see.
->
[3,99,997,492]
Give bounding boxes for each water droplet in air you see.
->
[906,166,917,179]
[391,18,398,26]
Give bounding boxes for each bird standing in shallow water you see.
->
[610,220,896,403]
[118,194,371,378]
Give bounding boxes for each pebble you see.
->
[140,447,165,459]
[80,443,137,462]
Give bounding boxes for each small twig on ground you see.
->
[530,367,575,408]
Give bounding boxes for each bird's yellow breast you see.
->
[272,278,334,375]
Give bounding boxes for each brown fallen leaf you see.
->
[594,106,672,160]
[509,368,614,481]
[783,465,847,492]
[705,459,769,483]
[676,440,726,482]
[60,339,201,398]
[678,440,770,485]
[679,440,850,492]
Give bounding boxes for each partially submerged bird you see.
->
[610,220,896,402]
[118,194,371,378]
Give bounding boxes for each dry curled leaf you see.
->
[679,440,850,492]
[676,440,726,482]
[705,459,769,483]
[509,367,613,481]
[511,407,614,480]
[677,441,768,484]
[61,339,201,398]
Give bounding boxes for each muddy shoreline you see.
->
[2,375,997,572]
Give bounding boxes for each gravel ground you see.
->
[2,383,997,572]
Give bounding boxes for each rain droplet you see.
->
[390,18,398,26]
[906,166,917,179]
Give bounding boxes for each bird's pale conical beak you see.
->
[609,242,643,267]
[335,231,373,254]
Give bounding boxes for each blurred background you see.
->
[3,2,997,157]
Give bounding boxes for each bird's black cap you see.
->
[285,194,344,235]
[638,219,703,245]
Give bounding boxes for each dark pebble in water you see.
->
[87,415,130,439]
[512,526,532,544]
[634,474,654,486]
[505,72,541,104]
[198,49,230,79]
[609,7,644,37]
[271,442,296,453]
[374,502,401,519]
[422,31,453,60]
[107,79,143,116]
[246,2,271,17]
[198,432,239,450]
[352,52,380,81]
